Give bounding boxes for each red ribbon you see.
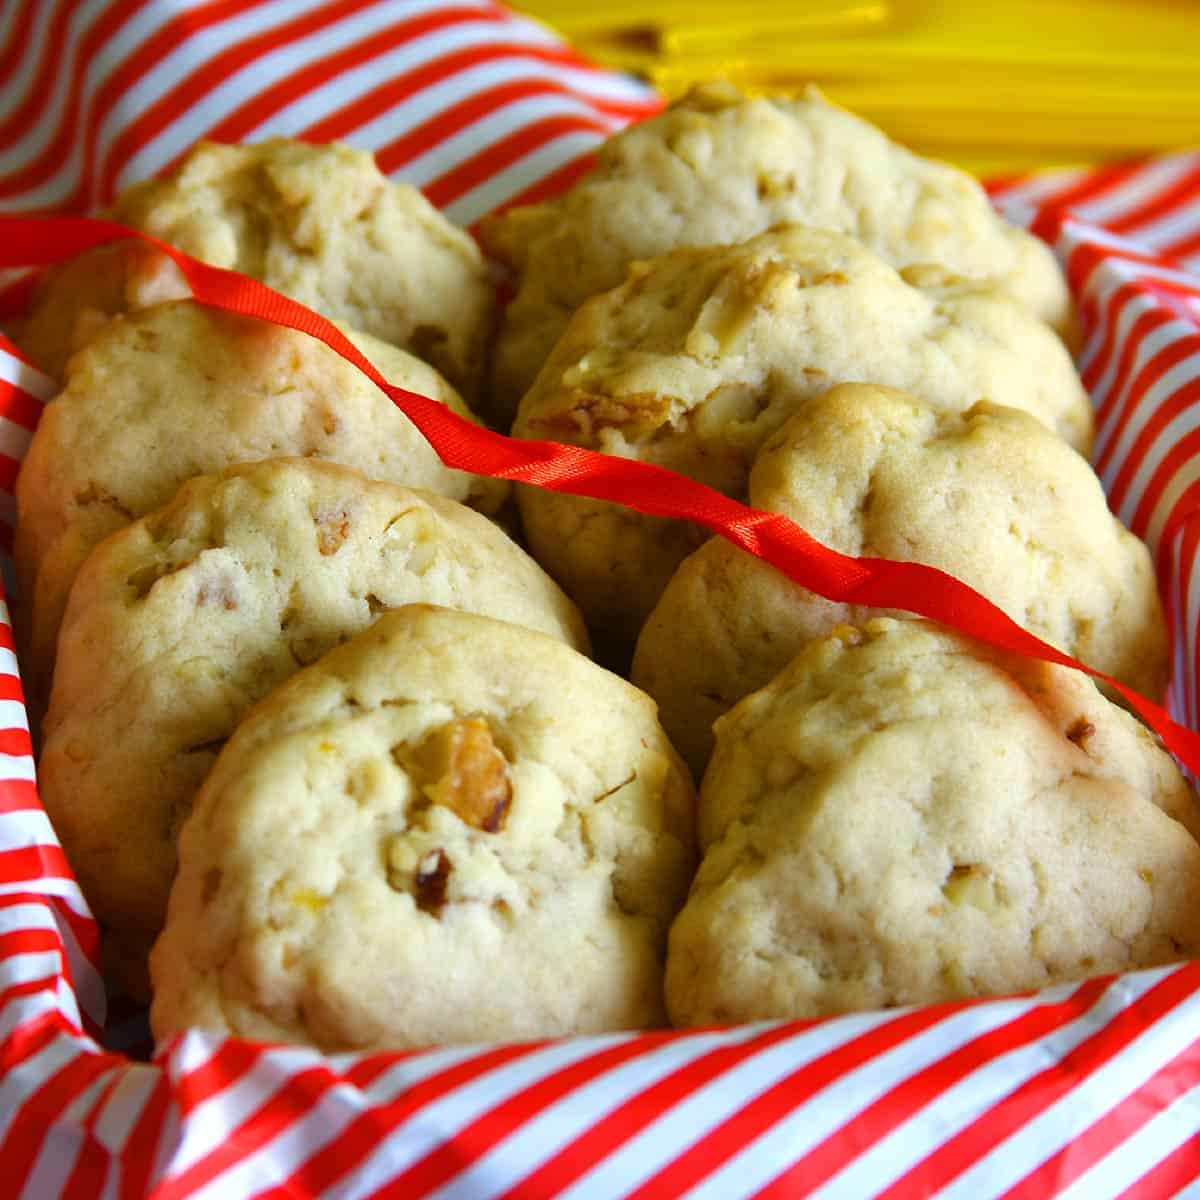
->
[5,214,1200,773]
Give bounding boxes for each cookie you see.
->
[514,227,1092,639]
[40,460,588,997]
[15,300,505,715]
[485,81,1074,414]
[149,604,695,1048]
[14,139,493,397]
[666,619,1200,1026]
[633,385,1168,774]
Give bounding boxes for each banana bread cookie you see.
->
[150,605,695,1048]
[666,619,1200,1026]
[16,301,504,714]
[633,385,1166,774]
[15,139,493,397]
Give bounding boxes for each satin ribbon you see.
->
[5,215,1199,771]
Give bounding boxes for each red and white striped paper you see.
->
[4,2,1200,1195]
[988,165,1200,736]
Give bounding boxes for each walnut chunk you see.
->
[1067,717,1096,748]
[528,390,672,440]
[412,717,512,832]
[415,848,452,914]
[314,505,353,555]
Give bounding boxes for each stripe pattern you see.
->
[0,0,659,225]
[989,152,1200,275]
[990,170,1200,735]
[3,1,1200,1195]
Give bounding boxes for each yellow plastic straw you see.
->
[517,0,1200,175]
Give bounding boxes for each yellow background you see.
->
[517,0,1200,176]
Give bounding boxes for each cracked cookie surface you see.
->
[633,384,1168,774]
[15,300,505,715]
[40,461,586,998]
[15,139,494,398]
[665,619,1200,1026]
[513,227,1090,639]
[485,81,1073,415]
[150,605,695,1049]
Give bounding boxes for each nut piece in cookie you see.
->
[15,300,506,719]
[666,619,1200,1026]
[409,717,514,832]
[633,384,1168,774]
[150,606,696,1050]
[514,226,1090,640]
[39,460,586,998]
[14,139,494,398]
[484,81,1073,415]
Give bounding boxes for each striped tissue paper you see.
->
[2,2,1200,1196]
